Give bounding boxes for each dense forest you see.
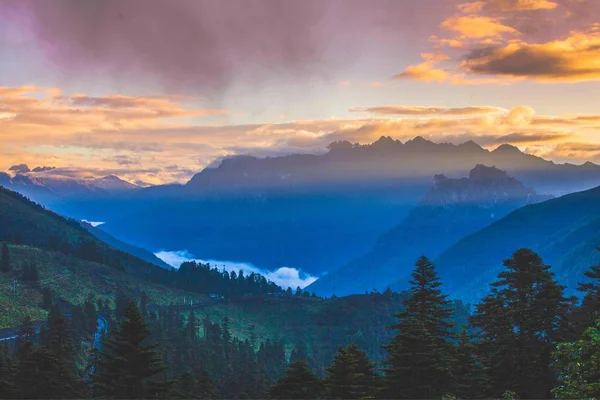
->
[1,243,599,399]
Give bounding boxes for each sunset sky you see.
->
[1,0,600,184]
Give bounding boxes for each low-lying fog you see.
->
[155,250,318,290]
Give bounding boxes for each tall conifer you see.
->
[93,300,171,398]
[383,256,455,399]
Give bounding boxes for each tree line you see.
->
[1,247,599,398]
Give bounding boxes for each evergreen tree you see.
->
[93,300,172,399]
[470,249,570,399]
[41,287,55,310]
[45,305,82,395]
[324,344,378,399]
[552,319,600,398]
[170,370,219,399]
[382,256,455,399]
[16,346,83,399]
[290,341,308,364]
[269,360,323,400]
[451,328,487,399]
[577,251,600,330]
[84,296,98,335]
[0,243,9,273]
[0,344,14,398]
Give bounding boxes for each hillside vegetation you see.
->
[0,244,205,329]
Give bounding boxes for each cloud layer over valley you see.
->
[155,250,318,290]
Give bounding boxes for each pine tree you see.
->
[170,370,218,399]
[1,243,10,273]
[577,250,600,330]
[93,300,172,398]
[0,344,15,398]
[16,346,83,399]
[324,344,378,399]
[84,296,98,335]
[41,287,55,310]
[13,316,42,399]
[290,341,308,364]
[451,328,487,399]
[382,256,455,399]
[470,249,570,399]
[46,304,83,396]
[269,360,323,399]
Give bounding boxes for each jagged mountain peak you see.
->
[492,143,522,154]
[9,164,30,174]
[425,165,546,207]
[469,164,509,180]
[458,140,485,151]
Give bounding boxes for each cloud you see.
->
[349,105,506,116]
[458,0,558,12]
[461,28,600,82]
[154,250,317,289]
[81,220,105,227]
[394,53,452,82]
[492,132,569,144]
[441,15,520,38]
[3,84,600,183]
[529,142,600,163]
[1,0,455,96]
[394,53,516,84]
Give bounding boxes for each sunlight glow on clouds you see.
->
[3,83,600,182]
[1,0,600,182]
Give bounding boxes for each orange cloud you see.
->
[349,105,506,116]
[441,15,519,38]
[394,53,518,85]
[3,86,600,183]
[394,53,452,82]
[530,142,600,163]
[462,29,600,81]
[458,0,558,12]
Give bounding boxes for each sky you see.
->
[1,0,600,184]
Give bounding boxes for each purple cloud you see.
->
[2,0,449,96]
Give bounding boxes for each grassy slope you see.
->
[0,245,206,329]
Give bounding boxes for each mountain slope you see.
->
[0,185,167,281]
[0,185,208,328]
[80,221,171,269]
[308,165,551,296]
[431,185,600,303]
[0,245,202,329]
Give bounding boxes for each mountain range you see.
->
[0,166,140,206]
[98,137,600,278]
[307,165,552,296]
[5,137,600,296]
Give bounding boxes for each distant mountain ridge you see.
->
[307,165,552,296]
[430,184,600,303]
[99,137,600,279]
[1,165,141,208]
[8,137,600,281]
[185,137,600,196]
